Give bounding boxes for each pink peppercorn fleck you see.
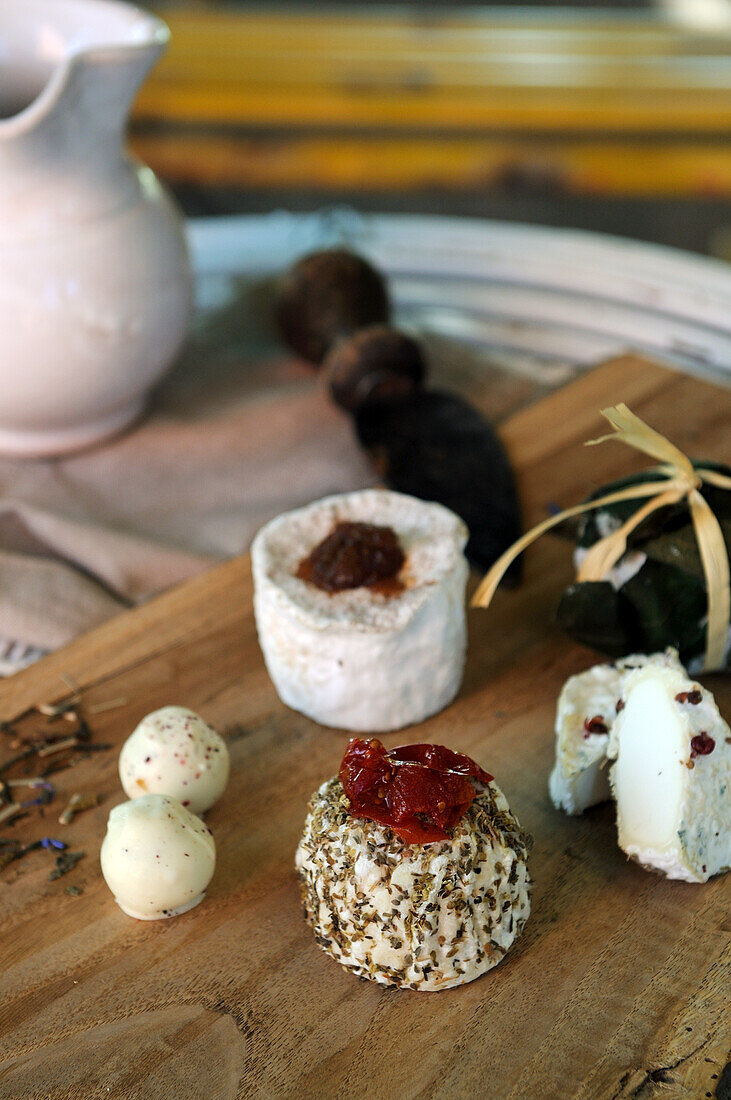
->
[690,731,715,759]
[676,690,702,705]
[583,715,609,738]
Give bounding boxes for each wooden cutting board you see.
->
[0,355,728,1100]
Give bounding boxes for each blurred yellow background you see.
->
[134,3,731,255]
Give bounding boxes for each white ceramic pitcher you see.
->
[0,0,192,456]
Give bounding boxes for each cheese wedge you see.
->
[608,665,730,882]
[549,650,684,815]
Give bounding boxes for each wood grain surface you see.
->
[0,356,729,1100]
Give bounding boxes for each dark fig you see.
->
[325,326,426,412]
[355,390,522,579]
[274,249,390,365]
[296,521,405,593]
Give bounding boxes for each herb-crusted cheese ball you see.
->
[100,795,216,919]
[119,706,229,815]
[608,664,730,882]
[296,753,531,991]
[252,489,468,732]
[549,649,684,815]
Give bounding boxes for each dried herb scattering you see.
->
[59,792,99,826]
[0,836,67,870]
[37,696,81,718]
[0,801,22,826]
[0,848,20,871]
[0,688,112,883]
[49,850,85,881]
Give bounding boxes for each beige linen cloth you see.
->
[0,299,376,665]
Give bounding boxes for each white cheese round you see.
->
[252,489,468,732]
[119,706,229,815]
[100,794,216,919]
[607,665,730,882]
[295,777,531,990]
[549,650,684,815]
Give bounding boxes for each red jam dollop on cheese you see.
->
[339,738,493,845]
[296,521,405,594]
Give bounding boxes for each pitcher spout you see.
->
[0,0,168,135]
[0,0,169,227]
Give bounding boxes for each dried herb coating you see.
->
[558,461,731,670]
[355,390,522,578]
[296,777,531,990]
[275,249,390,365]
[325,325,425,412]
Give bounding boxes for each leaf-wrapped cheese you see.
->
[557,462,731,672]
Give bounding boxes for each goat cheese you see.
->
[607,664,730,882]
[100,795,216,919]
[252,489,468,732]
[295,777,531,990]
[119,706,229,815]
[550,650,684,815]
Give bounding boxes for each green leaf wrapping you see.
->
[559,461,731,671]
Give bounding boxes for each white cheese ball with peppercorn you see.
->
[295,778,531,990]
[607,664,730,883]
[119,706,229,815]
[252,489,468,732]
[101,795,216,919]
[549,649,684,815]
